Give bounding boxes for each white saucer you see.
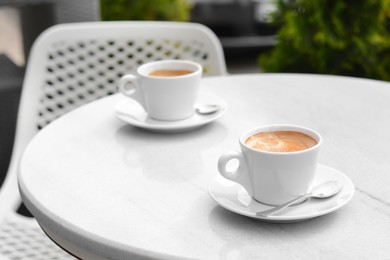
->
[208,164,355,223]
[114,93,227,133]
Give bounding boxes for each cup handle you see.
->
[217,151,253,196]
[118,75,147,111]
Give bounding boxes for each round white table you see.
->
[18,74,390,259]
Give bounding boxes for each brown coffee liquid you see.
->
[245,131,317,152]
[149,69,193,77]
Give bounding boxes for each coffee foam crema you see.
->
[149,69,193,77]
[245,131,317,152]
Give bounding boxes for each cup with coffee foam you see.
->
[218,125,322,206]
[118,60,202,121]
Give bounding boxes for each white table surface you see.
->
[18,74,390,259]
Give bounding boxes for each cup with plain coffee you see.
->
[218,125,322,206]
[118,60,202,121]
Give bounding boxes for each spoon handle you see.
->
[256,194,310,217]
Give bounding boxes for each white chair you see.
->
[0,21,227,259]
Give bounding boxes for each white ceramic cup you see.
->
[118,60,202,121]
[218,125,322,206]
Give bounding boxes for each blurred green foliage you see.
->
[100,0,192,21]
[258,0,390,81]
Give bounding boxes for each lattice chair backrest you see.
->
[30,21,226,130]
[0,21,226,259]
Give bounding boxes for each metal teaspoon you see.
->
[256,180,343,217]
[195,104,220,115]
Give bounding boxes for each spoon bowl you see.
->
[195,104,220,115]
[256,180,343,217]
[311,180,342,198]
